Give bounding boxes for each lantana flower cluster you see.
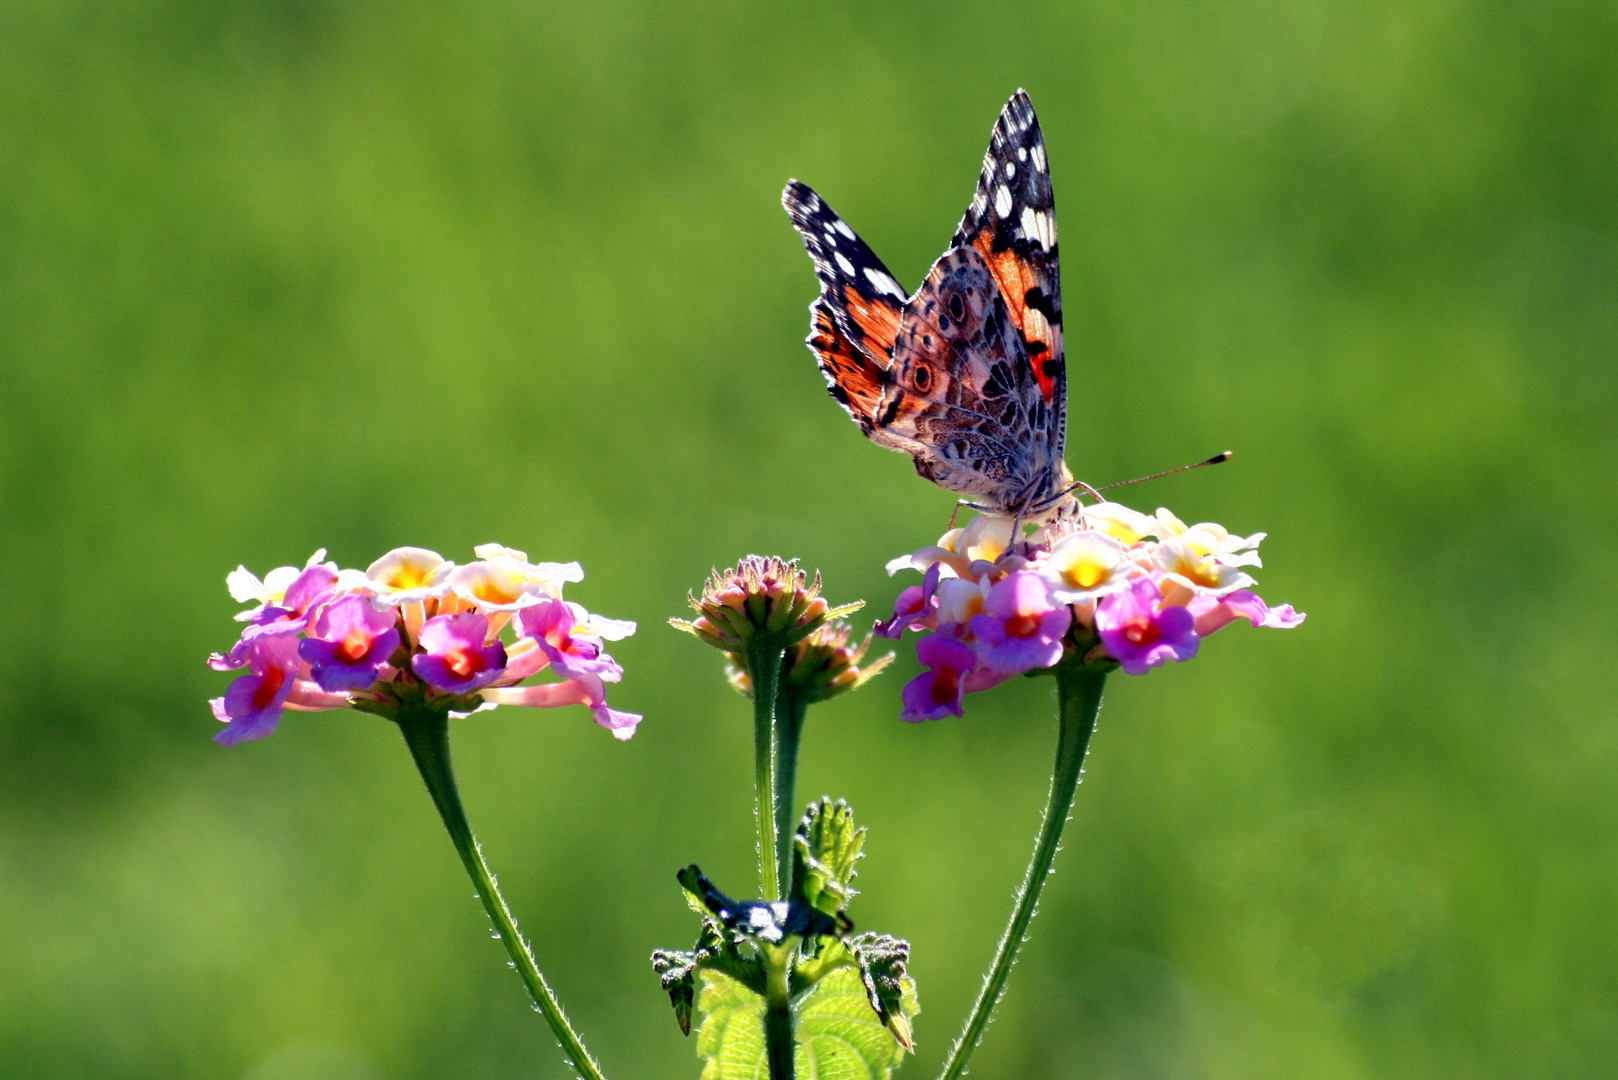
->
[208,544,639,745]
[878,504,1304,722]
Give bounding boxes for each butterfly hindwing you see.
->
[872,246,1058,502]
[951,90,1066,461]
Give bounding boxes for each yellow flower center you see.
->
[473,581,522,605]
[1098,523,1144,545]
[1062,557,1108,590]
[387,563,431,590]
[1182,557,1221,588]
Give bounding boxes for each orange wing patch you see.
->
[808,298,890,428]
[838,281,901,360]
[968,230,1063,405]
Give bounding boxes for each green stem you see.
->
[936,665,1107,1080]
[747,636,787,902]
[395,707,608,1080]
[763,944,796,1080]
[773,686,810,892]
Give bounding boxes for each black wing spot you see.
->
[946,293,966,322]
[877,395,902,428]
[1024,287,1054,319]
[983,362,1013,399]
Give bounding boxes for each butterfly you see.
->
[784,90,1077,523]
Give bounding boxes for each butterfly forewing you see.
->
[806,297,889,429]
[783,180,906,364]
[951,90,1066,463]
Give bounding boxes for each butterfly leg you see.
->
[1010,504,1030,548]
[947,500,997,531]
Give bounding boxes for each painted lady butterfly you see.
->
[784,90,1076,522]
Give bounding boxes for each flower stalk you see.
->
[394,704,609,1080]
[745,633,789,903]
[936,663,1107,1080]
[763,943,796,1080]
[772,684,810,895]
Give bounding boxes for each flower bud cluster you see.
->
[879,503,1304,721]
[207,544,639,744]
[672,555,861,652]
[725,621,894,704]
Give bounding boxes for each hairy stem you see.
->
[746,636,788,901]
[763,944,796,1080]
[936,665,1107,1080]
[396,707,608,1080]
[773,686,810,890]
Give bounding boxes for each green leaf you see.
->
[794,798,864,920]
[848,934,917,1052]
[694,966,918,1080]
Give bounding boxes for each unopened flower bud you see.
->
[784,622,893,703]
[671,556,862,652]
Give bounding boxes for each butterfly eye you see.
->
[912,365,932,391]
[947,293,967,323]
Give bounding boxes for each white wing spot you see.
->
[1017,146,1028,162]
[864,267,905,298]
[1004,161,1016,179]
[994,184,1013,218]
[824,228,838,245]
[1031,144,1046,173]
[1021,206,1055,248]
[834,219,856,239]
[835,252,856,276]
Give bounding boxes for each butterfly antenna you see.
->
[1091,451,1233,495]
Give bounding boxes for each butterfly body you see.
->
[785,90,1075,522]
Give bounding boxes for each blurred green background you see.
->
[3,0,1616,1077]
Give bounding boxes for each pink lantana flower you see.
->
[208,543,641,743]
[875,564,942,639]
[250,564,339,627]
[878,500,1303,720]
[1095,579,1200,675]
[970,571,1071,674]
[1188,589,1306,635]
[226,549,335,622]
[900,635,976,722]
[211,634,302,745]
[412,613,508,694]
[517,599,624,681]
[300,594,401,691]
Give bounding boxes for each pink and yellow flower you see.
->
[208,543,641,744]
[879,500,1303,720]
